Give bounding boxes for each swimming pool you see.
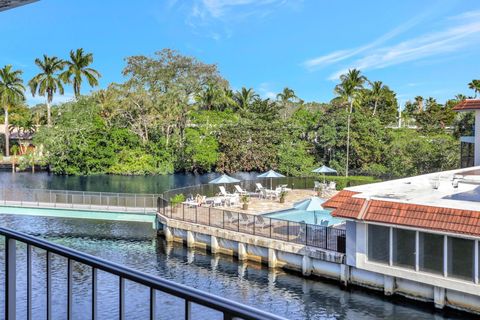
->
[264,208,344,226]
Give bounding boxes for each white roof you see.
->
[346,166,480,212]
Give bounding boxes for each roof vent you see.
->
[429,176,440,190]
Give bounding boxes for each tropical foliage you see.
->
[2,49,473,178]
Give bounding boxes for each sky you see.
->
[1,0,480,107]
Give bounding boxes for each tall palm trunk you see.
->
[47,90,52,126]
[46,100,51,126]
[373,99,378,115]
[4,107,9,157]
[345,99,353,177]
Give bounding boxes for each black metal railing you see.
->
[0,227,285,320]
[160,203,346,254]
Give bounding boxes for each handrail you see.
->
[0,187,161,197]
[1,227,285,320]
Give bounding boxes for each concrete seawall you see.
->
[157,213,480,315]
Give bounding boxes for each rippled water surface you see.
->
[0,172,475,319]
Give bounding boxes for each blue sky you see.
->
[1,0,480,107]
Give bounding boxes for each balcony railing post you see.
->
[150,288,156,320]
[208,207,211,226]
[27,244,32,320]
[195,205,198,224]
[92,267,98,320]
[46,251,52,320]
[5,237,16,320]
[269,218,272,239]
[119,277,126,320]
[253,216,256,236]
[67,259,73,320]
[185,300,192,320]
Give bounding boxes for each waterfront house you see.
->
[324,168,480,313]
[453,99,480,167]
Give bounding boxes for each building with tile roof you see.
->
[323,167,480,312]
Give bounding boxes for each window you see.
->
[419,232,444,275]
[448,237,474,282]
[392,228,415,269]
[368,225,390,264]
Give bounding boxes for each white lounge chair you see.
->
[234,185,248,195]
[218,186,235,197]
[328,181,337,191]
[255,183,264,192]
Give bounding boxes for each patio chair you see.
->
[234,185,248,195]
[213,197,223,207]
[255,183,265,192]
[328,181,337,191]
[314,181,322,191]
[227,195,240,207]
[254,215,272,230]
[218,186,235,197]
[280,184,291,192]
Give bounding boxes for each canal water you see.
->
[0,172,474,319]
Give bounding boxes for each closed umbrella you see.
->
[312,165,337,183]
[257,169,285,190]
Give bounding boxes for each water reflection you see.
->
[0,171,260,194]
[0,215,475,319]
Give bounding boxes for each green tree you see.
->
[276,87,300,119]
[334,68,366,177]
[234,87,259,114]
[0,65,25,156]
[28,55,66,125]
[61,48,101,99]
[468,80,480,98]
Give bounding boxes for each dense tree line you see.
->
[1,48,475,177]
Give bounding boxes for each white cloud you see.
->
[328,19,480,80]
[257,82,277,99]
[303,9,480,81]
[27,92,75,106]
[179,0,298,40]
[303,13,427,70]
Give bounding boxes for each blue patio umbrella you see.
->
[257,169,285,189]
[208,174,241,190]
[294,196,326,225]
[312,165,337,183]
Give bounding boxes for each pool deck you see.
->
[226,189,337,215]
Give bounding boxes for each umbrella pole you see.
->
[270,178,273,190]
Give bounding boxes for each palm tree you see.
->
[334,69,366,177]
[276,87,298,119]
[28,55,66,126]
[414,96,424,112]
[61,48,101,99]
[468,80,480,98]
[0,65,25,157]
[234,87,259,113]
[369,81,385,116]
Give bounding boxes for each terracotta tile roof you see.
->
[323,190,360,209]
[452,99,480,111]
[363,200,480,237]
[332,196,367,219]
[329,191,480,237]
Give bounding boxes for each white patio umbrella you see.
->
[312,165,337,183]
[257,169,285,190]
